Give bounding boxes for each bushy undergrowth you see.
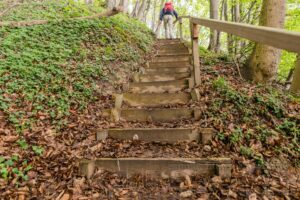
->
[0,0,104,21]
[211,77,300,167]
[0,8,153,133]
[0,1,154,182]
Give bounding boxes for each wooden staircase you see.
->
[79,39,232,179]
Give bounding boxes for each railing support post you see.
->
[179,18,183,40]
[190,21,201,87]
[290,55,300,96]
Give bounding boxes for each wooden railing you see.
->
[175,16,300,95]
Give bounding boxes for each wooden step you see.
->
[122,92,191,107]
[158,47,189,54]
[79,158,232,179]
[157,41,183,46]
[157,38,181,43]
[149,61,190,68]
[145,67,190,74]
[119,108,199,122]
[158,43,186,49]
[127,79,188,93]
[152,55,190,63]
[96,128,215,144]
[134,72,190,82]
[156,52,190,56]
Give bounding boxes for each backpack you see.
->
[164,2,174,12]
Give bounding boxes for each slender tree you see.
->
[208,0,220,52]
[136,0,147,20]
[106,0,117,9]
[131,0,140,17]
[244,0,286,83]
[290,56,300,96]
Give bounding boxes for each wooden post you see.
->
[179,18,183,40]
[290,55,300,96]
[190,21,201,87]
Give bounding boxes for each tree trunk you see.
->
[233,0,241,56]
[223,0,233,55]
[142,0,151,23]
[106,0,116,10]
[136,0,147,20]
[244,0,286,83]
[119,0,128,13]
[151,0,157,31]
[131,0,141,17]
[290,56,300,96]
[208,0,220,52]
[85,0,93,4]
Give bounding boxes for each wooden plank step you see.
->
[122,92,191,107]
[96,128,215,144]
[119,108,199,122]
[157,38,181,42]
[157,41,183,46]
[158,43,186,49]
[127,79,188,93]
[158,46,189,54]
[152,55,190,63]
[156,52,190,56]
[134,72,190,82]
[79,158,232,179]
[145,67,190,74]
[149,61,190,68]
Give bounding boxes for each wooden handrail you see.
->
[174,16,300,95]
[190,17,300,53]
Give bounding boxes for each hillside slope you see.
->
[0,1,299,199]
[0,1,154,197]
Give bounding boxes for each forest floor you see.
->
[1,40,300,199]
[0,1,300,199]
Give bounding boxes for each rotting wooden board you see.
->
[156,51,190,56]
[79,158,232,179]
[136,72,190,82]
[97,128,199,142]
[144,67,190,74]
[96,128,215,144]
[119,108,196,122]
[157,47,189,54]
[149,61,191,68]
[128,79,188,93]
[152,55,190,63]
[122,92,191,107]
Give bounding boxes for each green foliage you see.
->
[253,91,284,118]
[199,47,230,65]
[213,77,246,107]
[1,0,104,21]
[0,14,153,132]
[32,146,44,156]
[0,156,31,183]
[278,0,300,80]
[278,51,297,81]
[229,128,243,144]
[240,146,253,158]
[277,119,299,142]
[16,139,29,150]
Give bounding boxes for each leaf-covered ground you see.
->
[0,1,155,197]
[1,1,300,199]
[1,39,299,198]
